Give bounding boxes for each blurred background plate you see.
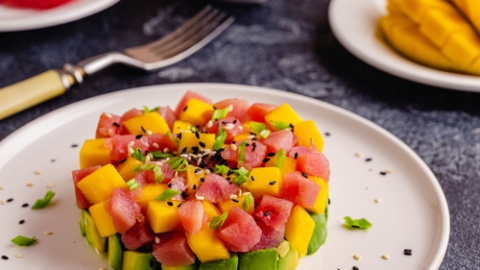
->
[0,0,119,32]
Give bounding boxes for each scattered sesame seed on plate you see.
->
[47,182,54,189]
[27,182,34,187]
[34,170,42,175]
[0,185,4,190]
[374,197,381,203]
[45,230,53,235]
[353,254,361,260]
[15,253,23,259]
[381,254,390,260]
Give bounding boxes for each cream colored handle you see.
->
[0,70,67,120]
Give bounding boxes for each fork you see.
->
[0,5,235,120]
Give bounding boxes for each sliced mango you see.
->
[264,103,303,130]
[146,200,181,233]
[243,167,282,199]
[79,139,111,169]
[89,201,117,237]
[186,226,231,263]
[178,98,214,126]
[178,132,215,154]
[77,164,127,204]
[116,156,143,181]
[284,205,315,257]
[123,111,170,135]
[293,120,325,152]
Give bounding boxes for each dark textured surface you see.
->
[0,0,479,269]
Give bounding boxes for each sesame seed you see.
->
[196,195,205,201]
[127,147,134,155]
[381,254,390,260]
[135,134,143,139]
[294,152,298,159]
[6,198,13,203]
[229,194,238,199]
[104,113,112,118]
[264,211,270,217]
[19,220,25,225]
[34,170,42,175]
[353,267,359,270]
[206,121,213,128]
[113,122,120,127]
[2,255,9,260]
[301,172,308,178]
[71,144,79,148]
[127,141,135,147]
[354,152,362,158]
[1,200,6,205]
[27,182,34,187]
[193,184,197,190]
[199,141,206,148]
[167,202,174,206]
[230,144,237,151]
[365,157,372,162]
[227,105,233,112]
[267,152,275,157]
[15,253,23,259]
[374,197,381,203]
[353,254,361,260]
[22,203,29,208]
[231,198,239,203]
[155,237,160,244]
[404,249,412,256]
[47,182,54,189]
[269,181,277,185]
[147,130,153,135]
[45,231,53,235]
[263,158,270,163]
[0,185,4,190]
[140,126,146,133]
[183,105,188,112]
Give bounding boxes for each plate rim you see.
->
[328,0,480,92]
[0,82,450,269]
[0,0,119,32]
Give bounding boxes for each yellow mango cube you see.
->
[123,112,170,135]
[178,98,215,126]
[285,205,315,257]
[138,183,167,209]
[79,139,111,169]
[265,156,297,178]
[186,165,205,194]
[186,226,230,263]
[265,103,303,130]
[89,201,117,237]
[442,30,480,68]
[147,200,181,233]
[202,200,221,221]
[306,176,329,214]
[243,167,282,199]
[178,132,215,153]
[420,8,470,48]
[218,193,255,214]
[116,156,143,181]
[77,164,127,204]
[293,120,325,152]
[173,120,193,134]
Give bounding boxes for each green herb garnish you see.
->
[131,147,145,163]
[237,141,247,166]
[126,179,140,191]
[343,216,372,230]
[213,164,230,174]
[274,148,286,168]
[133,163,164,183]
[11,235,37,246]
[31,191,55,210]
[209,211,229,230]
[167,157,189,172]
[143,105,160,114]
[249,121,271,139]
[232,167,249,185]
[213,128,227,150]
[270,121,291,130]
[151,150,175,159]
[156,189,182,201]
[242,193,254,211]
[211,107,230,121]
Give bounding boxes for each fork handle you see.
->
[0,70,70,120]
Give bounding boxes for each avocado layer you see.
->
[307,213,327,255]
[199,255,238,270]
[122,251,155,270]
[239,249,278,270]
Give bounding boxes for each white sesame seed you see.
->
[47,182,54,189]
[196,195,205,201]
[0,185,4,190]
[353,254,361,260]
[205,169,211,174]
[155,237,160,244]
[381,254,390,260]
[230,144,237,151]
[147,130,153,135]
[374,197,381,203]
[27,182,34,187]
[354,152,362,158]
[1,200,6,205]
[229,194,238,199]
[34,170,42,175]
[195,170,204,176]
[152,143,160,149]
[223,123,235,130]
[127,141,135,147]
[95,248,100,255]
[127,147,134,155]
[164,148,170,153]
[227,104,233,112]
[15,253,23,259]
[45,230,53,235]
[104,113,112,118]
[145,154,152,163]
[206,120,213,128]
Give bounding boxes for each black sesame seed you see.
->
[71,144,78,148]
[267,152,276,157]
[200,178,205,182]
[181,147,187,154]
[380,171,388,176]
[252,143,257,151]
[264,211,270,217]
[135,134,143,139]
[194,168,202,174]
[1,255,8,260]
[6,198,13,203]
[222,120,228,125]
[167,183,172,188]
[294,152,298,159]
[22,203,29,208]
[177,133,183,140]
[199,141,206,148]
[263,158,270,163]
[231,199,240,203]
[249,131,256,136]
[113,122,120,127]
[120,158,127,164]
[365,157,372,162]
[233,120,238,124]
[183,105,188,112]
[19,219,25,225]
[404,249,412,256]
[353,266,359,270]
[324,131,331,136]
[167,202,174,206]
[181,191,188,199]
[301,172,308,178]
[269,181,277,186]
[250,176,255,181]
[177,203,183,208]
[195,131,200,139]
[245,143,250,147]
[193,184,197,190]
[328,198,331,205]
[141,126,146,133]
[227,170,234,176]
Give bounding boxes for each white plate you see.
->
[0,83,449,269]
[328,0,480,92]
[0,0,119,32]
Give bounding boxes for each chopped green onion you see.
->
[168,157,189,172]
[237,141,247,166]
[214,164,230,174]
[213,128,227,150]
[11,235,37,246]
[151,150,174,159]
[156,189,182,201]
[242,193,254,211]
[211,107,230,121]
[126,179,140,191]
[131,147,145,163]
[232,167,249,186]
[31,191,55,210]
[166,131,180,145]
[133,164,164,183]
[275,148,286,168]
[270,121,291,130]
[343,216,372,230]
[209,211,229,230]
[143,105,160,114]
[250,121,271,139]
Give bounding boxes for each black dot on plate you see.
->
[1,255,8,260]
[19,219,25,225]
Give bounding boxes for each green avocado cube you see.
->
[307,213,327,255]
[122,251,155,270]
[108,234,123,270]
[199,255,238,270]
[277,241,299,270]
[239,249,278,270]
[163,262,198,270]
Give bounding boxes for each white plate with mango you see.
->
[329,0,480,92]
